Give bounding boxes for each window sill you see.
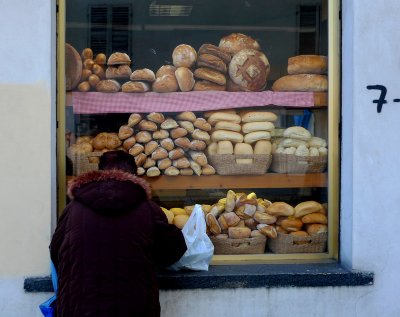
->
[24,262,373,292]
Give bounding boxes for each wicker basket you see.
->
[268,232,327,254]
[207,154,272,175]
[68,152,102,176]
[270,153,327,174]
[210,235,267,255]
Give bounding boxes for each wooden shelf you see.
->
[144,173,327,190]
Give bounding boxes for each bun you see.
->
[144,141,159,155]
[127,113,142,127]
[157,158,172,170]
[193,118,212,131]
[134,153,147,167]
[243,131,271,144]
[172,44,197,68]
[173,157,191,169]
[135,131,152,143]
[234,143,253,164]
[283,126,312,141]
[161,118,179,129]
[78,81,90,92]
[160,138,175,151]
[211,130,243,143]
[189,140,206,151]
[191,129,211,142]
[193,80,226,91]
[122,136,136,150]
[118,125,134,140]
[107,52,131,65]
[174,137,191,149]
[146,166,161,177]
[164,166,180,176]
[176,111,196,122]
[228,227,251,239]
[179,168,193,176]
[301,213,328,224]
[168,148,185,160]
[121,81,150,93]
[152,75,179,93]
[106,65,132,79]
[156,65,177,78]
[198,44,231,64]
[280,218,303,232]
[306,224,328,235]
[130,68,156,82]
[175,67,195,92]
[254,140,272,155]
[242,121,275,133]
[95,80,120,93]
[147,112,165,124]
[294,201,324,218]
[138,120,158,132]
[189,151,208,166]
[83,59,95,70]
[217,140,234,154]
[214,121,241,132]
[88,74,100,88]
[151,147,168,160]
[81,47,93,60]
[143,158,156,169]
[194,67,226,86]
[94,53,106,65]
[219,33,261,55]
[240,111,278,123]
[288,55,328,75]
[178,121,195,133]
[266,202,295,217]
[170,127,188,139]
[92,64,105,79]
[202,164,216,175]
[197,54,227,73]
[208,112,241,125]
[229,49,270,91]
[128,143,144,156]
[272,74,328,92]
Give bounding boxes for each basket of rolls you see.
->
[270,126,328,174]
[267,200,328,253]
[67,132,123,175]
[206,110,276,175]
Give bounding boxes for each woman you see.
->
[50,150,187,317]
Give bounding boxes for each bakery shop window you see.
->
[60,0,339,262]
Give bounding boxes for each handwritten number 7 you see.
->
[366,85,387,113]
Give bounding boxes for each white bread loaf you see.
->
[175,67,195,92]
[217,140,234,154]
[254,140,272,154]
[206,142,218,155]
[234,143,253,164]
[211,130,244,143]
[214,121,241,132]
[241,111,277,123]
[208,112,241,126]
[243,131,271,144]
[272,74,328,92]
[172,44,197,68]
[280,138,307,148]
[283,126,312,141]
[242,121,275,133]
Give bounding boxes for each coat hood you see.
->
[67,170,152,214]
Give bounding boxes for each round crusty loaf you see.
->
[106,65,132,79]
[294,201,324,218]
[197,54,227,73]
[272,74,328,92]
[95,79,120,93]
[172,44,197,68]
[219,33,261,55]
[152,75,179,93]
[229,49,270,92]
[156,65,177,78]
[107,52,131,65]
[130,68,156,82]
[121,81,150,93]
[175,67,195,92]
[194,67,226,86]
[287,55,328,75]
[198,44,231,64]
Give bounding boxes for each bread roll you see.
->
[189,151,208,166]
[170,127,188,139]
[280,218,303,232]
[206,214,222,235]
[94,53,106,65]
[253,212,277,225]
[189,159,202,176]
[266,202,295,217]
[118,125,134,140]
[92,64,106,79]
[254,140,272,155]
[244,131,271,144]
[201,164,216,175]
[272,74,328,92]
[174,137,191,149]
[283,126,312,141]
[228,227,251,239]
[164,166,180,176]
[107,52,131,65]
[295,144,310,156]
[301,213,328,224]
[176,111,197,122]
[305,224,328,235]
[135,131,152,143]
[173,157,190,169]
[241,111,277,123]
[287,55,328,75]
[88,74,101,88]
[152,75,179,93]
[81,48,94,60]
[193,80,226,91]
[234,143,253,164]
[160,138,175,151]
[175,67,195,92]
[138,120,158,132]
[83,58,95,70]
[128,143,144,156]
[217,140,234,154]
[172,44,197,68]
[242,121,275,133]
[127,113,142,127]
[198,43,231,64]
[147,112,165,124]
[161,118,179,129]
[211,130,243,143]
[214,121,241,132]
[106,65,132,79]
[156,65,177,78]
[143,157,156,169]
[229,49,270,91]
[219,33,261,55]
[197,54,227,73]
[206,142,218,155]
[157,158,172,170]
[122,136,136,150]
[189,140,207,151]
[134,153,147,167]
[68,143,93,155]
[193,118,212,131]
[308,136,327,148]
[121,81,150,93]
[78,81,91,92]
[136,167,145,176]
[168,148,185,160]
[218,212,241,229]
[174,214,189,229]
[105,133,122,149]
[153,130,169,140]
[280,138,307,148]
[144,141,159,155]
[95,79,120,93]
[178,120,195,133]
[191,129,211,142]
[151,147,168,160]
[194,67,226,86]
[130,68,156,82]
[208,112,241,125]
[180,168,194,176]
[81,69,92,81]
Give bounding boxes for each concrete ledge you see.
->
[24,263,373,292]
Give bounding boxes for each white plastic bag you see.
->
[169,204,214,271]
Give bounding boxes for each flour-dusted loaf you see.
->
[219,33,261,55]
[107,52,131,65]
[194,67,226,86]
[121,81,150,93]
[287,55,328,75]
[172,44,197,68]
[272,74,328,92]
[175,67,195,92]
[130,68,156,82]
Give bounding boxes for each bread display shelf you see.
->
[66,91,326,114]
[143,173,327,190]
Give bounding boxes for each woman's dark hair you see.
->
[99,150,137,174]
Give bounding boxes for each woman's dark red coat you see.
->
[50,169,187,317]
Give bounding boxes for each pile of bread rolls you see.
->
[205,110,276,166]
[161,190,327,245]
[272,126,327,157]
[118,111,216,177]
[272,55,328,92]
[76,48,107,92]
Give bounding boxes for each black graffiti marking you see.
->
[393,99,400,102]
[367,85,387,113]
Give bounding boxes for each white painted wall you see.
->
[1,0,400,316]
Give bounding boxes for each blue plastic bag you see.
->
[39,261,58,317]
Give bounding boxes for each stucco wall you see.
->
[1,0,400,316]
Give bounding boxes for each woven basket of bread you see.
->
[267,232,327,254]
[270,153,327,174]
[68,151,103,176]
[208,154,272,175]
[211,235,267,255]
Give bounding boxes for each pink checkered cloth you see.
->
[71,91,315,114]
